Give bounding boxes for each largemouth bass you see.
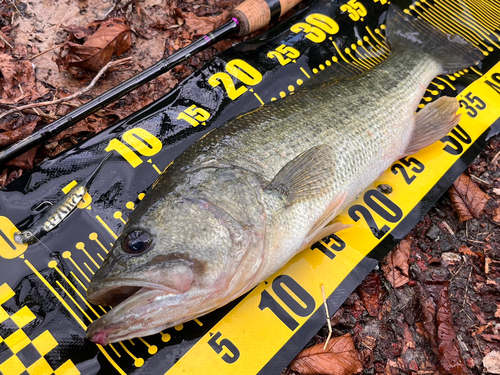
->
[86,6,481,345]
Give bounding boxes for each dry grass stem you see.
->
[0,57,132,120]
[321,284,332,350]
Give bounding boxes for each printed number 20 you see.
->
[208,59,262,100]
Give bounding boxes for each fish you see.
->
[86,6,482,345]
[14,153,112,244]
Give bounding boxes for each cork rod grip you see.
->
[231,0,304,36]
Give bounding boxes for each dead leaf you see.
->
[358,272,382,317]
[183,11,229,35]
[290,333,363,375]
[56,18,132,74]
[426,282,468,375]
[381,237,411,288]
[458,245,483,260]
[483,351,500,374]
[481,334,500,342]
[0,118,38,147]
[448,174,489,222]
[0,53,41,104]
[492,207,500,223]
[5,146,39,169]
[402,323,416,350]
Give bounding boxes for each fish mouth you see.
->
[87,279,182,307]
[86,287,170,345]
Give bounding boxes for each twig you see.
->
[321,284,332,350]
[450,263,465,282]
[441,221,454,236]
[0,33,13,49]
[462,267,473,308]
[0,57,132,120]
[30,43,65,60]
[492,149,500,164]
[9,0,23,18]
[22,109,58,120]
[470,175,490,185]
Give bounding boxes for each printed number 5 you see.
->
[208,332,240,364]
[340,0,367,21]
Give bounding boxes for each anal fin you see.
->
[404,96,461,156]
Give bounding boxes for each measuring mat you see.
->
[0,0,499,374]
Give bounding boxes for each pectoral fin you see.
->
[266,145,336,206]
[404,96,461,156]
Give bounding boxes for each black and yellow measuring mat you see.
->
[0,0,499,374]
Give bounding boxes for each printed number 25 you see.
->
[267,45,300,66]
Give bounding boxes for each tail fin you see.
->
[386,6,483,74]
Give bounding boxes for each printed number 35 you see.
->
[340,0,367,21]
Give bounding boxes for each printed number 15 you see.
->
[177,105,211,127]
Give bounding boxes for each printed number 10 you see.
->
[258,275,315,330]
[105,128,162,168]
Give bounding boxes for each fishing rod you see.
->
[0,0,303,165]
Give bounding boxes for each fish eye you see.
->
[122,230,152,255]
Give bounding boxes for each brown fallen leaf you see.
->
[381,237,411,288]
[492,207,500,223]
[0,53,41,104]
[458,244,483,259]
[358,271,382,317]
[426,281,468,375]
[5,146,39,170]
[56,18,132,74]
[481,334,500,342]
[448,174,489,222]
[0,118,39,147]
[183,11,230,36]
[290,333,363,375]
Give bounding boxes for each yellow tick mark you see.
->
[114,211,126,224]
[161,332,171,342]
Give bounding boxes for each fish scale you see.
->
[86,6,483,345]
